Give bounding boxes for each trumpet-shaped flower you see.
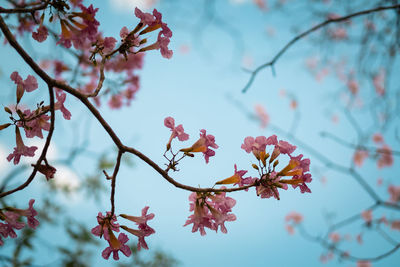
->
[0,199,39,246]
[184,191,236,235]
[164,117,189,149]
[91,212,120,241]
[101,232,132,260]
[215,164,254,189]
[180,129,218,163]
[120,206,155,251]
[7,127,37,165]
[55,89,72,120]
[10,71,38,93]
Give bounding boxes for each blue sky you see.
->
[0,0,399,266]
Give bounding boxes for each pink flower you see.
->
[373,70,385,96]
[20,109,50,139]
[32,25,48,42]
[184,191,236,235]
[120,206,155,235]
[0,199,39,246]
[285,211,303,224]
[164,117,189,149]
[103,37,117,54]
[254,104,269,128]
[10,72,38,93]
[241,135,276,158]
[256,172,290,200]
[108,94,123,109]
[391,220,400,231]
[7,127,37,165]
[277,140,296,155]
[357,261,371,267]
[286,225,294,235]
[135,8,155,25]
[91,212,120,241]
[207,205,236,234]
[329,232,340,243]
[120,26,130,39]
[121,226,150,250]
[329,27,348,40]
[388,185,400,203]
[57,4,100,49]
[180,129,218,163]
[361,210,373,224]
[158,35,173,59]
[120,206,155,251]
[215,164,254,190]
[372,133,384,144]
[353,149,368,167]
[329,232,341,243]
[101,233,132,260]
[241,135,296,157]
[7,199,40,229]
[184,194,214,236]
[134,8,173,59]
[253,0,268,11]
[377,145,393,168]
[347,79,359,94]
[55,90,72,120]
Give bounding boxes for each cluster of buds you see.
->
[0,200,39,246]
[91,207,155,260]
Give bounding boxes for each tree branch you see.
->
[0,14,256,195]
[241,3,400,93]
[0,1,50,14]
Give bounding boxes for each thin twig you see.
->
[0,0,50,14]
[110,150,123,216]
[242,4,400,93]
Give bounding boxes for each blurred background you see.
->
[0,0,399,266]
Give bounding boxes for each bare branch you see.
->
[242,4,400,93]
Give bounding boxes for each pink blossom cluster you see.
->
[0,199,39,246]
[57,4,100,49]
[184,191,236,235]
[241,135,312,199]
[164,116,189,150]
[353,134,393,169]
[284,211,303,235]
[163,117,218,164]
[388,185,400,203]
[91,207,155,260]
[134,8,173,59]
[4,72,70,168]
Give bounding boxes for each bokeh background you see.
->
[0,0,399,266]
